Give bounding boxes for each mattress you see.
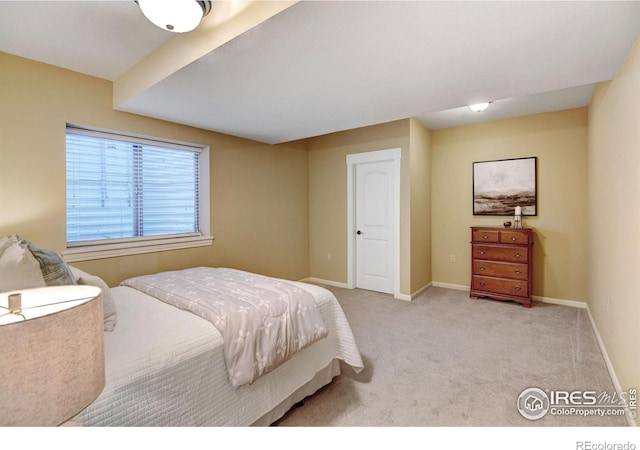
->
[77,281,363,426]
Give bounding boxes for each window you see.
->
[64,125,211,262]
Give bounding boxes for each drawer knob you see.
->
[479,266,486,271]
[479,282,486,286]
[482,235,489,239]
[479,250,486,255]
[514,286,522,291]
[515,253,522,258]
[511,237,518,241]
[515,270,522,275]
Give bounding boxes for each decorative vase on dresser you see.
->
[470,226,534,307]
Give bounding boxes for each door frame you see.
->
[346,148,401,297]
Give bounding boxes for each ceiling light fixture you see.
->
[469,102,491,112]
[136,0,213,33]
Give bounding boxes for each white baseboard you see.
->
[305,278,591,311]
[432,281,469,291]
[300,277,349,289]
[432,282,589,309]
[410,282,432,299]
[585,305,636,427]
[392,282,434,302]
[532,295,587,308]
[303,279,430,302]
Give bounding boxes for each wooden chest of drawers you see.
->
[470,226,534,307]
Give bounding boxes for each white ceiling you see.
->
[2,1,640,144]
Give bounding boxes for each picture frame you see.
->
[473,156,537,216]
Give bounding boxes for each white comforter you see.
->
[121,267,328,387]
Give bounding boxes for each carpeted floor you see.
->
[274,285,628,426]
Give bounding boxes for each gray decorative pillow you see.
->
[20,239,77,286]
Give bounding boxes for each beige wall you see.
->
[307,119,412,295]
[0,52,309,287]
[431,108,589,302]
[409,118,432,294]
[588,38,640,425]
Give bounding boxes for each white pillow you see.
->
[70,266,117,332]
[0,242,46,292]
[0,234,20,258]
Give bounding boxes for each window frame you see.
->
[63,124,213,263]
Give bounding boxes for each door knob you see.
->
[356,230,363,235]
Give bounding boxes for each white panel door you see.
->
[355,160,395,294]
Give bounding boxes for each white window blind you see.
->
[66,127,202,246]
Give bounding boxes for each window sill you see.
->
[62,235,214,263]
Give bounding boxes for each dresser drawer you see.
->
[473,244,529,263]
[500,230,531,245]
[472,229,500,243]
[472,260,528,280]
[472,276,529,298]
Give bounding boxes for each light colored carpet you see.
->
[274,286,628,426]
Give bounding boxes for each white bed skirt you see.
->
[252,359,340,426]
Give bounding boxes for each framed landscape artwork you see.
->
[473,157,537,216]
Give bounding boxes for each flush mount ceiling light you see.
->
[468,102,491,112]
[136,0,213,33]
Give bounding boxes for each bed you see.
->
[77,268,364,426]
[0,235,364,426]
